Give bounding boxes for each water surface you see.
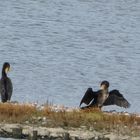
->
[0,0,140,113]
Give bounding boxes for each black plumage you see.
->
[0,62,13,102]
[103,90,130,108]
[80,81,130,109]
[80,88,95,106]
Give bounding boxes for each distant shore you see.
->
[0,102,140,140]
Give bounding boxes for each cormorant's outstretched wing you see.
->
[80,88,96,107]
[103,90,130,108]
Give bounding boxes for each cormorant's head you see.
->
[100,80,109,90]
[3,62,10,73]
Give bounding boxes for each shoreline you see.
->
[0,123,140,140]
[0,102,140,140]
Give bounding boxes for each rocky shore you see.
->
[0,103,140,140]
[0,123,140,140]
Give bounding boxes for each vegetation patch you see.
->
[0,103,140,136]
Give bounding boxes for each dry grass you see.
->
[43,107,140,130]
[42,106,140,136]
[0,103,37,123]
[0,103,140,135]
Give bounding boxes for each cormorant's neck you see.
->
[100,88,108,92]
[2,69,7,77]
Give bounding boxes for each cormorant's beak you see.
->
[100,85,106,90]
[5,67,10,73]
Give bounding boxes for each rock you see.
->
[37,117,42,121]
[12,128,23,138]
[29,130,38,140]
[43,117,47,121]
[49,136,62,140]
[70,136,79,140]
[63,132,70,140]
[25,121,29,124]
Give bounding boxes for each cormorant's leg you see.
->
[80,105,102,111]
[80,104,97,110]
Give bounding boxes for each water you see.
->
[0,0,140,113]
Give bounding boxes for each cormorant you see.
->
[80,81,130,109]
[0,62,13,102]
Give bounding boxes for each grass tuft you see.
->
[0,103,36,123]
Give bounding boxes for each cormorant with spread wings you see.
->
[80,81,130,109]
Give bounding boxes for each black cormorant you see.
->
[0,62,13,102]
[80,81,130,109]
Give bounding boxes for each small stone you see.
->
[89,127,94,131]
[80,126,87,130]
[29,130,38,140]
[43,117,46,121]
[70,136,79,140]
[63,132,70,140]
[37,117,42,121]
[12,128,23,138]
[25,120,29,123]
[94,136,98,140]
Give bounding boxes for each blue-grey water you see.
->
[0,0,140,113]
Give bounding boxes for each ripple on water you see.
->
[0,0,140,113]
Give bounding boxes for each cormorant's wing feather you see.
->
[6,77,13,100]
[0,79,6,102]
[0,77,13,102]
[80,88,95,106]
[103,90,130,108]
